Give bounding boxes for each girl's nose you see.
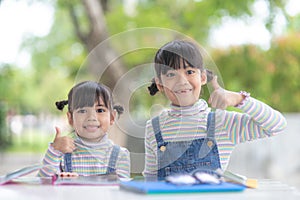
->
[87,110,97,121]
[177,73,188,84]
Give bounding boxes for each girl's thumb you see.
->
[211,76,220,90]
[54,126,61,139]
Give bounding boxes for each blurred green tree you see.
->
[2,0,299,115]
[212,33,300,112]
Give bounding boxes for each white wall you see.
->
[227,113,300,188]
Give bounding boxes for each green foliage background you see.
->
[1,0,298,114]
[0,0,299,151]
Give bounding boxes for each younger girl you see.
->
[38,81,130,178]
[144,40,287,179]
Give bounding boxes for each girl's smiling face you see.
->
[156,65,207,107]
[67,97,115,143]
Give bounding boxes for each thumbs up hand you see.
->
[51,127,75,153]
[208,76,244,110]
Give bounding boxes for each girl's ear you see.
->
[201,70,207,86]
[110,110,116,125]
[67,112,73,126]
[155,77,164,92]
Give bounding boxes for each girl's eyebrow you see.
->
[95,104,106,107]
[165,68,175,72]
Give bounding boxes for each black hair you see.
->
[55,81,124,116]
[148,40,213,96]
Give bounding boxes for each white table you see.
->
[0,179,299,200]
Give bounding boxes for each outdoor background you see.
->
[0,0,300,189]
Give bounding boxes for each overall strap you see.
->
[107,145,120,174]
[64,153,72,172]
[151,116,168,148]
[207,112,216,138]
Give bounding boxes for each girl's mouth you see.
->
[174,89,192,94]
[84,125,100,132]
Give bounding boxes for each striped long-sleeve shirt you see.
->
[143,95,287,177]
[38,134,130,178]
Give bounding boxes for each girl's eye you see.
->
[187,69,195,75]
[166,71,176,78]
[96,108,106,113]
[77,109,87,113]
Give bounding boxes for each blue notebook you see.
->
[120,181,246,194]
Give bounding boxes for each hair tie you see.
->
[55,100,68,111]
[113,105,124,115]
[148,78,159,96]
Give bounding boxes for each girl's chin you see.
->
[172,100,197,107]
[171,95,198,106]
[78,134,106,143]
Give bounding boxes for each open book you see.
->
[0,164,44,185]
[53,173,121,186]
[0,164,126,186]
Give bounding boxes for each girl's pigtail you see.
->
[55,100,68,111]
[148,78,159,96]
[206,69,214,83]
[113,105,124,116]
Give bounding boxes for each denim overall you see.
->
[63,145,120,174]
[152,112,221,179]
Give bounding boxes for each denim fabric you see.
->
[64,153,72,172]
[63,145,120,174]
[153,112,221,179]
[106,145,120,174]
